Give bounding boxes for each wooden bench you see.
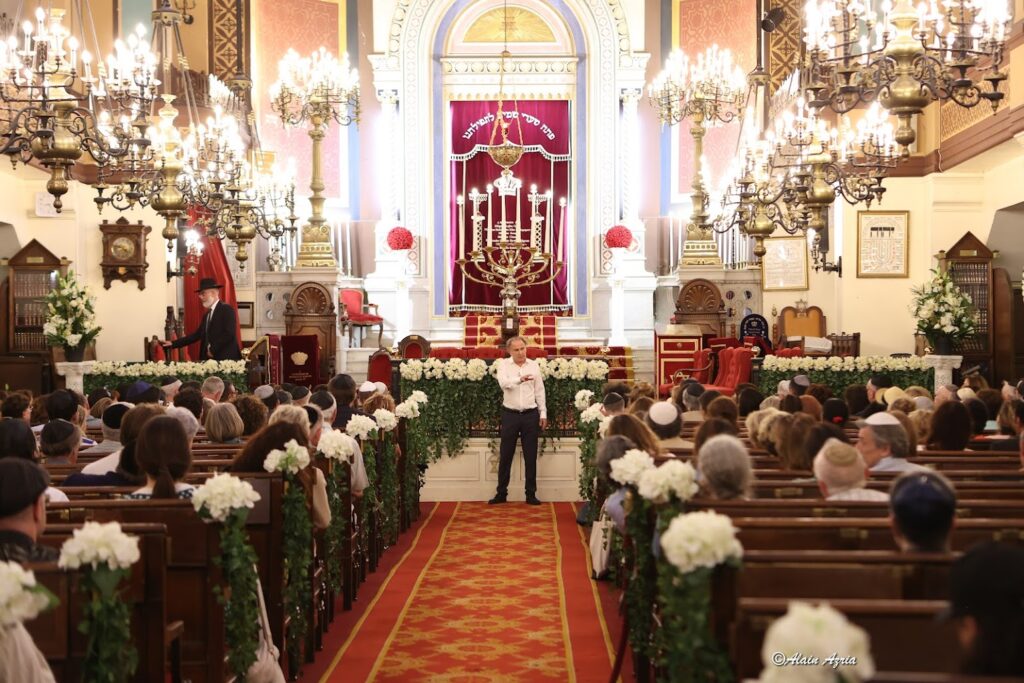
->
[688,498,1024,520]
[30,523,179,682]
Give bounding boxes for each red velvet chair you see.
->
[469,346,505,360]
[526,347,549,359]
[397,335,430,359]
[339,289,384,348]
[429,347,467,359]
[366,349,394,390]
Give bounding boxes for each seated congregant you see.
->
[85,402,130,456]
[697,435,752,500]
[600,392,625,417]
[127,416,195,500]
[856,374,893,418]
[736,388,764,418]
[596,435,636,533]
[73,404,164,483]
[604,414,662,457]
[626,396,653,420]
[705,396,738,428]
[822,397,850,428]
[0,458,59,562]
[678,382,704,424]
[0,393,31,422]
[38,420,80,465]
[644,401,687,450]
[232,395,269,437]
[926,401,974,451]
[889,470,956,554]
[934,383,961,408]
[857,412,925,473]
[204,403,244,444]
[692,418,738,454]
[814,439,889,502]
[0,419,68,503]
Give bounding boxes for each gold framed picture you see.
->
[761,236,809,291]
[857,210,909,278]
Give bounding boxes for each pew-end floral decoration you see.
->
[759,602,876,683]
[263,439,311,475]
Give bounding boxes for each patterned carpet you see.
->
[322,502,615,682]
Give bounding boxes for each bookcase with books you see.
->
[939,232,994,379]
[0,239,69,393]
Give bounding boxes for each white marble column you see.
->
[56,361,95,394]
[923,355,963,395]
[619,87,642,229]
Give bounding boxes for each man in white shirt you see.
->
[489,336,547,505]
[857,411,927,473]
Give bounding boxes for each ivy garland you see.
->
[210,507,260,678]
[360,438,379,560]
[400,372,604,463]
[378,437,399,546]
[282,472,313,664]
[623,491,656,660]
[325,465,348,593]
[655,565,736,683]
[576,417,600,523]
[79,565,138,682]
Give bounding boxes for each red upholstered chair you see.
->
[366,349,394,390]
[710,347,734,387]
[691,348,714,385]
[469,346,505,360]
[339,289,384,349]
[526,347,548,359]
[707,337,741,350]
[732,347,754,386]
[397,335,430,359]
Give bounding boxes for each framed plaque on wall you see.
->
[761,236,809,291]
[857,210,909,278]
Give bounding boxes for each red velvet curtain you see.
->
[183,210,241,360]
[449,100,571,314]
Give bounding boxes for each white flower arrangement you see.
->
[89,359,248,378]
[466,358,488,381]
[317,429,355,462]
[574,389,595,410]
[42,271,101,350]
[0,562,53,626]
[395,400,421,419]
[191,473,261,522]
[598,414,613,437]
[398,358,610,382]
[406,390,429,405]
[761,355,928,373]
[399,359,424,381]
[373,408,398,432]
[579,403,604,424]
[637,460,699,504]
[659,510,743,575]
[58,521,141,571]
[610,448,656,486]
[345,414,378,440]
[263,438,311,475]
[759,602,875,683]
[910,268,977,341]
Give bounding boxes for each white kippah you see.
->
[254,385,274,399]
[865,411,901,426]
[647,401,679,426]
[373,381,388,394]
[161,379,182,391]
[359,381,376,393]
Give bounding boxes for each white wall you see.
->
[0,163,179,362]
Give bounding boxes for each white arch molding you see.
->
[367,0,651,341]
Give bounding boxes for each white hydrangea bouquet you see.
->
[610,448,656,487]
[191,474,262,676]
[0,561,56,626]
[317,429,355,463]
[910,268,977,347]
[655,510,743,679]
[759,602,875,683]
[637,460,699,505]
[58,521,141,680]
[42,270,101,357]
[263,439,311,474]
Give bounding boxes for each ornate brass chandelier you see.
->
[649,45,748,266]
[270,47,359,269]
[803,0,1011,155]
[0,6,159,211]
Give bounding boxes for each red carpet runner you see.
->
[320,502,616,682]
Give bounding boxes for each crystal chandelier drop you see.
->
[803,0,1011,154]
[0,6,159,211]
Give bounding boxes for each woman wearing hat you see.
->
[160,278,241,361]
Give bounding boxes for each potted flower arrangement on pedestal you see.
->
[910,268,977,355]
[604,225,633,273]
[42,271,102,362]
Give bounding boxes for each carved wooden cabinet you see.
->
[671,278,726,337]
[284,282,337,385]
[940,232,994,378]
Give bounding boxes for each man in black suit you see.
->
[160,278,242,361]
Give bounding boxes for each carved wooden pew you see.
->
[30,523,177,683]
[687,498,1024,520]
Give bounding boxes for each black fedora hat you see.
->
[195,277,225,293]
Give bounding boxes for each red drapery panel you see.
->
[183,211,241,361]
[449,100,571,315]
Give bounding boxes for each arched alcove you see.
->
[987,202,1024,279]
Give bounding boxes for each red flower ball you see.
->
[387,226,414,250]
[604,225,633,249]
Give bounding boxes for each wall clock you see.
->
[99,217,151,290]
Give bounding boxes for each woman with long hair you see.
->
[128,416,194,499]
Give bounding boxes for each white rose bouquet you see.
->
[574,389,595,410]
[406,390,429,405]
[466,358,488,381]
[263,438,311,474]
[345,414,378,440]
[395,400,421,419]
[0,561,55,626]
[400,360,424,381]
[759,602,875,683]
[373,408,398,432]
[579,403,604,424]
[192,473,261,522]
[58,521,140,571]
[610,448,656,486]
[637,460,699,504]
[659,510,743,574]
[42,270,101,353]
[318,429,355,462]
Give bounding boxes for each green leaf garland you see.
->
[282,472,312,664]
[79,565,137,683]
[210,507,260,677]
